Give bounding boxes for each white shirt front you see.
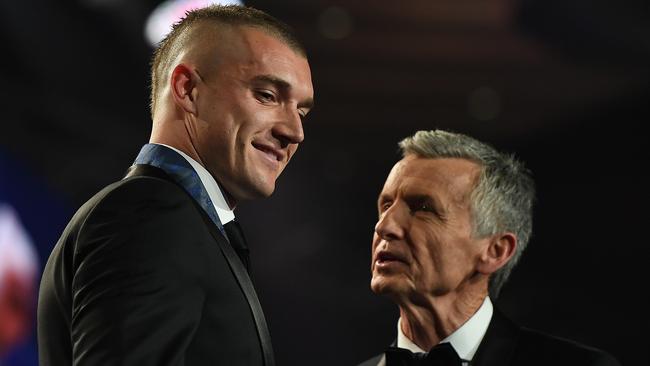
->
[157,144,235,226]
[393,296,493,362]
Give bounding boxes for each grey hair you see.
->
[399,130,535,298]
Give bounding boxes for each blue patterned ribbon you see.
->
[132,144,224,234]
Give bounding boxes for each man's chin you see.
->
[252,172,279,197]
[370,274,405,296]
[252,181,276,199]
[228,177,277,202]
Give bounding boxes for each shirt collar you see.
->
[396,296,493,361]
[156,144,235,225]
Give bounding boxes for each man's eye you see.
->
[412,203,435,214]
[379,201,392,213]
[255,90,276,103]
[418,205,432,212]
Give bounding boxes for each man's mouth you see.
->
[252,142,284,163]
[375,251,408,265]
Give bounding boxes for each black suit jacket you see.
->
[358,309,620,366]
[38,165,274,365]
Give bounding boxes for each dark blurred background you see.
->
[0,0,648,365]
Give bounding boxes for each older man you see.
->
[38,5,313,366]
[359,130,619,366]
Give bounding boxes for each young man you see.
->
[38,5,313,366]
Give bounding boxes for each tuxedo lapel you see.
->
[124,164,275,366]
[470,308,519,366]
[200,211,275,366]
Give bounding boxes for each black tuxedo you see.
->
[358,309,620,366]
[38,164,274,365]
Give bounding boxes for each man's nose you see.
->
[273,107,304,147]
[374,204,405,241]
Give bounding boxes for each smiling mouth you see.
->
[252,143,283,163]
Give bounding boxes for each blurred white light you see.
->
[145,0,243,47]
[0,204,38,292]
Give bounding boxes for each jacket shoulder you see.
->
[44,174,207,292]
[84,174,188,211]
[65,174,192,231]
[71,174,207,250]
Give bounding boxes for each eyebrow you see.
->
[252,74,315,109]
[404,193,438,208]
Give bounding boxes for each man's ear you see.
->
[170,64,198,115]
[476,232,517,275]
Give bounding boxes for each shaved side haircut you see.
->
[149,5,306,116]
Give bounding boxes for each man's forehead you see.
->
[383,156,480,195]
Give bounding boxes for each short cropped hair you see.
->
[149,5,306,116]
[399,130,535,298]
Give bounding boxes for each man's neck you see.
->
[149,128,238,208]
[397,289,487,351]
[150,129,203,166]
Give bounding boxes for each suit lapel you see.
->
[471,308,519,366]
[200,211,275,366]
[124,165,275,366]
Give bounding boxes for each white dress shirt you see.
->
[379,296,493,365]
[157,144,235,226]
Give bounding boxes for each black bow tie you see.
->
[385,343,463,366]
[223,220,250,273]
